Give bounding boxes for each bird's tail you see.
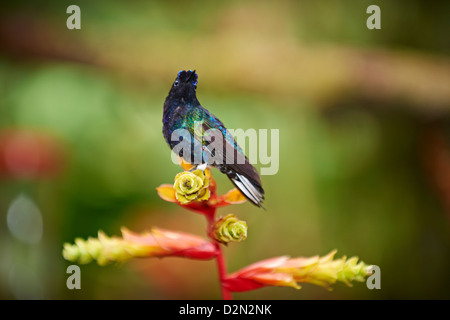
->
[227,172,265,209]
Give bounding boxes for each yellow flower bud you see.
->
[211,214,248,244]
[173,170,210,204]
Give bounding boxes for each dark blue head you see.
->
[166,70,199,104]
[175,70,198,88]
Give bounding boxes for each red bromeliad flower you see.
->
[122,228,218,260]
[223,256,292,292]
[157,182,246,214]
[63,227,218,266]
[223,250,372,292]
[156,158,246,215]
[63,156,374,300]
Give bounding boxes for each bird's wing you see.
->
[185,107,263,188]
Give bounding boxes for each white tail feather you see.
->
[233,173,264,207]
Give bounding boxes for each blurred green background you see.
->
[1,0,449,299]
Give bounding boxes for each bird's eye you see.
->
[174,80,179,87]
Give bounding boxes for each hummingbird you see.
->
[162,70,265,207]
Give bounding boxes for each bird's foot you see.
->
[194,163,208,173]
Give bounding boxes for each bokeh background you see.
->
[1,0,449,299]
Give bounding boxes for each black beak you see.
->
[187,70,196,83]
